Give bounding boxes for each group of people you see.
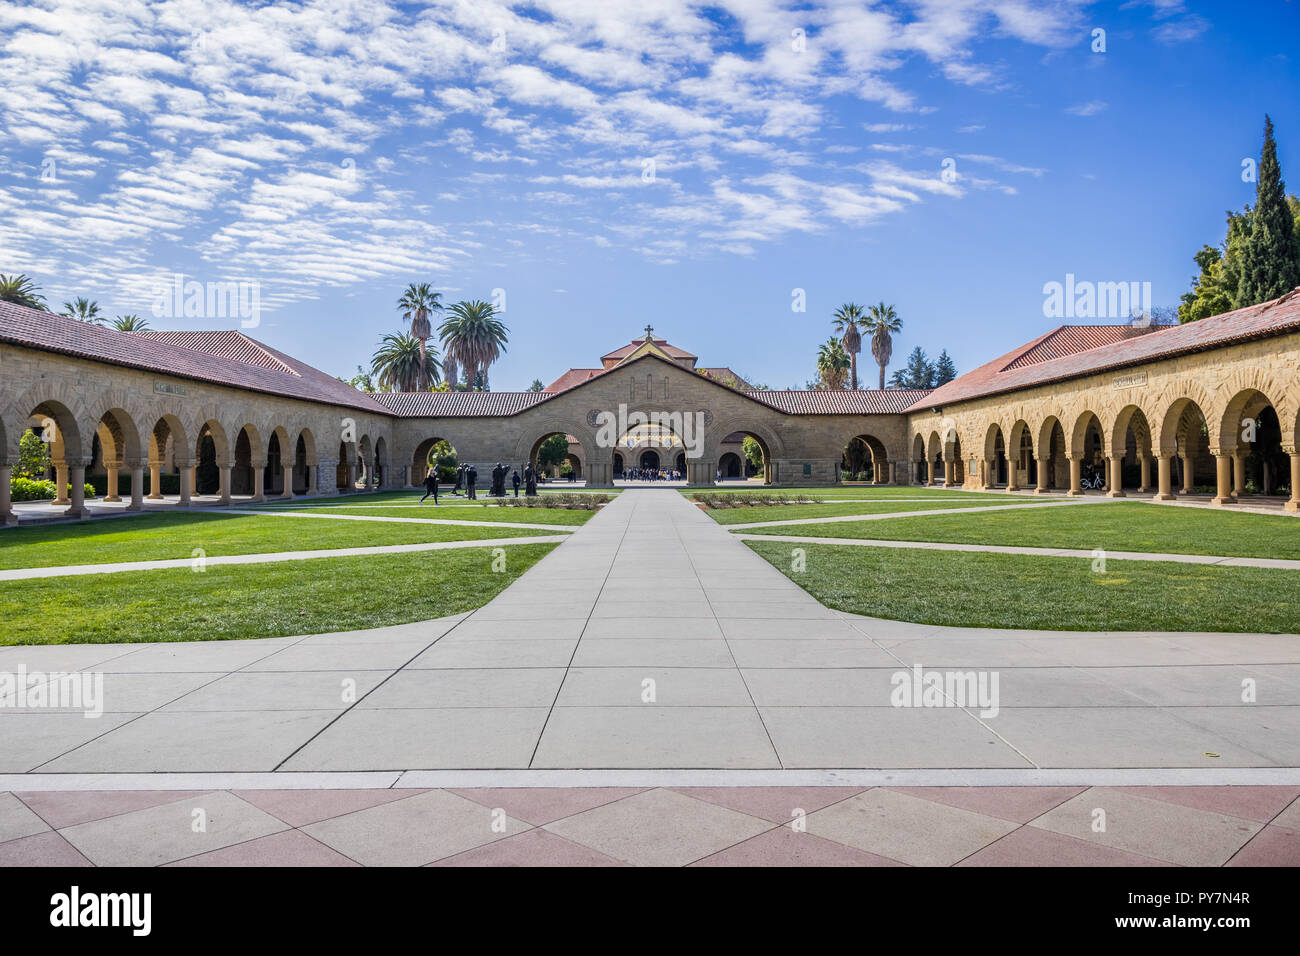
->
[419,460,540,504]
[619,467,682,482]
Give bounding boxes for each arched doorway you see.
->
[412,437,458,486]
[719,452,742,480]
[639,449,660,471]
[842,434,890,484]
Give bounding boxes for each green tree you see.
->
[537,433,569,472]
[1179,212,1254,321]
[888,346,934,389]
[0,274,46,309]
[816,336,850,388]
[346,365,379,393]
[18,429,50,478]
[832,302,865,389]
[111,313,150,331]
[439,300,508,390]
[397,282,443,390]
[933,349,957,386]
[865,301,902,389]
[527,378,545,392]
[1238,116,1300,305]
[371,331,434,392]
[60,297,102,324]
[742,436,764,474]
[427,439,458,482]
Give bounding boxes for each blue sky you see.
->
[1,0,1296,390]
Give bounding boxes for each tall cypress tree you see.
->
[1238,115,1300,305]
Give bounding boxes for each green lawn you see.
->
[739,500,1300,560]
[704,497,1042,525]
[0,511,567,570]
[746,540,1300,633]
[252,503,596,525]
[684,485,1018,500]
[0,543,558,644]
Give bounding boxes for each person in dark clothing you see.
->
[466,464,478,500]
[524,464,538,496]
[452,464,464,497]
[491,462,507,497]
[419,465,439,504]
[511,469,521,497]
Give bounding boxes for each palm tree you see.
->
[0,274,46,309]
[866,301,902,389]
[439,300,509,390]
[397,283,443,390]
[60,297,103,324]
[371,331,434,392]
[832,302,865,389]
[112,314,150,331]
[816,336,851,389]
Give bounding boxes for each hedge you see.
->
[11,478,98,502]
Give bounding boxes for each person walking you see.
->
[419,463,439,505]
[452,464,464,497]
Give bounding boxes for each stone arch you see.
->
[293,427,317,494]
[1216,382,1287,457]
[842,432,892,484]
[708,417,786,462]
[267,425,293,496]
[1068,409,1108,461]
[374,435,389,489]
[1150,380,1215,454]
[19,389,89,464]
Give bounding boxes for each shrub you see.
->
[10,478,97,502]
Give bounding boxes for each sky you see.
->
[1,0,1297,391]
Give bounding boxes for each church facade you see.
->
[2,287,1298,521]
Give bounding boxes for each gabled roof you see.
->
[601,338,696,364]
[135,330,300,375]
[908,287,1300,412]
[1001,325,1154,370]
[0,301,391,415]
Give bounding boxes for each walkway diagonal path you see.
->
[2,489,1299,777]
[722,497,1097,530]
[226,507,578,531]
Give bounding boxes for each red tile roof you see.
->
[372,391,551,417]
[1001,325,1155,369]
[601,338,696,363]
[0,301,391,415]
[136,330,300,375]
[744,389,933,415]
[908,288,1300,412]
[543,368,604,392]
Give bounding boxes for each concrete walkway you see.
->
[733,532,1300,570]
[226,508,580,531]
[723,498,1095,530]
[3,489,1300,777]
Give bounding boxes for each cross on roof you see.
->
[643,324,654,338]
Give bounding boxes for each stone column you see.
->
[1006,460,1019,492]
[148,463,164,499]
[1180,455,1195,494]
[1286,452,1300,513]
[251,465,266,503]
[0,464,14,525]
[1067,457,1083,496]
[178,464,193,507]
[926,459,936,486]
[190,467,198,495]
[280,464,294,499]
[1107,456,1125,497]
[104,461,121,502]
[1211,454,1236,506]
[1035,457,1049,494]
[54,463,69,504]
[1155,455,1175,500]
[1232,453,1247,499]
[218,465,232,505]
[65,463,87,518]
[1138,454,1151,493]
[129,464,144,511]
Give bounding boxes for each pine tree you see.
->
[888,346,934,389]
[933,349,957,386]
[1238,115,1300,305]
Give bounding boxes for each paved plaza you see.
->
[4,490,1300,775]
